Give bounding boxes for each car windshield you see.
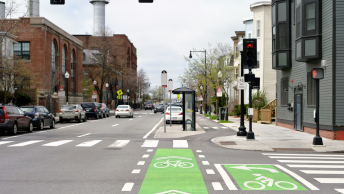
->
[82,103,94,108]
[62,106,76,110]
[21,107,34,113]
[167,108,182,112]
[118,105,129,109]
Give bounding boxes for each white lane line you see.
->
[315,178,344,183]
[141,140,159,147]
[76,140,102,147]
[206,169,215,174]
[90,120,99,122]
[196,150,202,153]
[212,127,218,129]
[142,154,149,158]
[129,119,133,121]
[202,161,210,165]
[147,149,153,152]
[203,127,209,129]
[335,189,344,193]
[221,127,228,129]
[301,170,344,174]
[214,164,238,190]
[8,140,43,147]
[139,116,142,117]
[0,141,13,145]
[112,124,119,127]
[143,117,164,139]
[278,160,344,164]
[288,165,344,168]
[173,140,188,148]
[121,183,134,191]
[212,182,224,190]
[270,156,344,160]
[108,140,130,148]
[263,153,344,157]
[274,165,319,190]
[199,155,205,158]
[149,113,154,114]
[137,161,145,165]
[132,169,141,174]
[77,133,91,137]
[42,140,73,147]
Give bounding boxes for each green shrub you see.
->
[205,114,211,117]
[234,104,249,116]
[228,112,235,116]
[252,90,268,111]
[210,115,218,120]
[219,120,232,123]
[15,92,31,107]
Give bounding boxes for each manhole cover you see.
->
[220,141,237,145]
[272,148,314,152]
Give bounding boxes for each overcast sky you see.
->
[16,0,267,91]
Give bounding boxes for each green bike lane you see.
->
[136,148,317,193]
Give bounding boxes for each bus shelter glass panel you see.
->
[184,93,195,131]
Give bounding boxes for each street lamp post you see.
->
[237,39,247,136]
[200,86,203,114]
[168,79,173,127]
[127,89,129,105]
[189,50,207,113]
[161,70,167,133]
[65,71,70,105]
[106,83,109,107]
[217,71,222,120]
[93,80,97,102]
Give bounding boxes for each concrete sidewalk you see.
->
[212,116,344,152]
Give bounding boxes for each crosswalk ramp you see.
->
[263,153,344,193]
[0,139,191,149]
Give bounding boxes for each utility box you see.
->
[219,107,228,121]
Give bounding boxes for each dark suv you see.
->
[81,102,102,119]
[0,106,33,135]
[144,102,153,111]
[21,106,56,130]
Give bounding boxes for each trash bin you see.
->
[219,107,228,121]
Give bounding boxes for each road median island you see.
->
[139,149,208,194]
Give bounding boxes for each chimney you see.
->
[90,0,109,36]
[28,0,39,17]
[0,1,5,19]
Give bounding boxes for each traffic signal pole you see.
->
[246,69,255,140]
[313,79,323,145]
[238,51,247,136]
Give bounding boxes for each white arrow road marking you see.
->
[315,178,344,183]
[112,124,119,127]
[42,140,73,146]
[77,133,91,137]
[212,182,224,190]
[230,165,279,173]
[121,183,134,191]
[76,140,102,147]
[156,190,190,194]
[108,140,130,148]
[0,141,13,145]
[9,140,43,147]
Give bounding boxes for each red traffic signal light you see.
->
[246,43,254,49]
[243,39,257,69]
[312,68,324,79]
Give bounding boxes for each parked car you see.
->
[115,105,134,118]
[81,102,102,119]
[154,104,164,113]
[0,105,34,134]
[99,103,110,118]
[59,105,87,123]
[21,106,55,130]
[165,106,183,124]
[144,102,153,110]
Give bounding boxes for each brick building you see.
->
[10,17,83,112]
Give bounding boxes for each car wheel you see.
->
[107,113,110,117]
[50,120,55,129]
[95,114,99,120]
[103,113,106,118]
[11,123,18,135]
[60,119,64,123]
[27,122,33,133]
[83,115,87,122]
[38,120,44,130]
[78,115,82,123]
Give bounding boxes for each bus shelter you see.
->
[172,87,196,131]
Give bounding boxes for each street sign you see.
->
[123,95,128,100]
[199,95,203,101]
[216,87,222,97]
[117,95,121,99]
[248,108,254,116]
[237,76,246,90]
[92,91,97,99]
[60,86,64,91]
[117,89,123,96]
[252,78,260,90]
[58,91,65,97]
[176,94,180,99]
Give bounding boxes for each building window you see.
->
[52,41,57,93]
[256,20,260,38]
[307,72,316,106]
[257,52,260,68]
[235,90,238,99]
[62,46,66,90]
[13,42,30,60]
[280,78,289,106]
[71,50,76,95]
[235,68,238,79]
[305,3,316,36]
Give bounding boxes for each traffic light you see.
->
[312,68,324,79]
[139,0,153,2]
[242,39,257,69]
[50,0,65,4]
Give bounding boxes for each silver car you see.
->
[59,105,87,123]
[115,105,134,118]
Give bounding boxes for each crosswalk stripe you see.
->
[142,154,149,158]
[335,189,344,193]
[173,140,188,148]
[199,155,205,158]
[288,165,344,168]
[132,169,141,174]
[301,170,344,174]
[141,140,159,147]
[0,141,13,145]
[278,160,344,164]
[270,156,344,160]
[202,161,209,165]
[8,140,43,147]
[206,169,215,174]
[263,153,344,157]
[212,182,223,190]
[108,140,130,148]
[122,183,134,191]
[42,140,73,146]
[203,127,209,129]
[147,149,153,152]
[137,161,145,165]
[315,178,344,183]
[76,140,102,147]
[221,127,228,129]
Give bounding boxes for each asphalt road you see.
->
[0,110,343,194]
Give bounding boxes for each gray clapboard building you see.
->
[272,0,344,140]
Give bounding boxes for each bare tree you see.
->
[136,68,150,106]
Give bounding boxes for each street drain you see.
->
[220,141,237,145]
[272,148,314,152]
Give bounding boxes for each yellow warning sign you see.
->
[117,89,123,96]
[176,94,180,99]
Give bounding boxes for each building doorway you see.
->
[294,94,303,131]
